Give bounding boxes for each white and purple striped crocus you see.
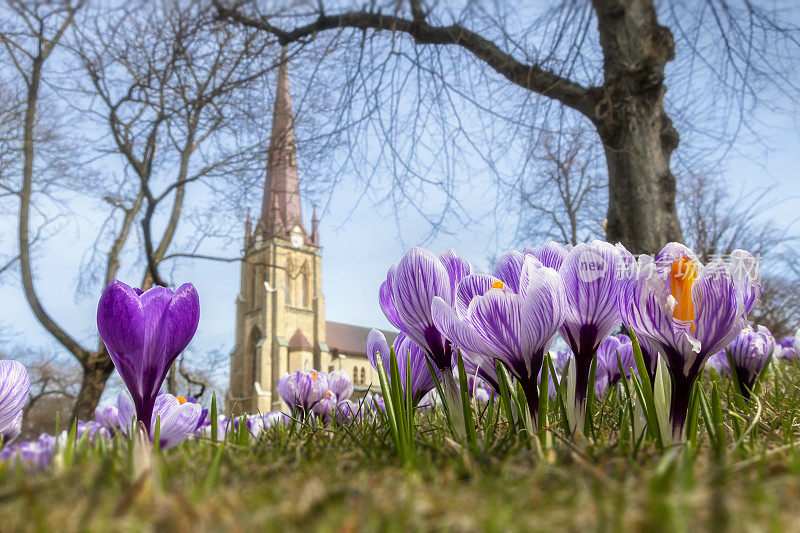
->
[379,248,471,371]
[724,326,774,399]
[0,360,31,444]
[556,241,629,430]
[619,243,760,442]
[597,334,636,387]
[117,391,205,448]
[431,256,567,430]
[326,370,354,403]
[96,280,200,436]
[367,330,438,405]
[277,369,330,415]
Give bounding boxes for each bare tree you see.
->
[516,127,605,246]
[2,1,274,419]
[678,170,799,338]
[216,0,800,254]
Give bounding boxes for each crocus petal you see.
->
[456,274,500,318]
[116,391,136,435]
[366,329,391,373]
[654,242,699,266]
[690,261,742,361]
[393,333,438,401]
[492,251,525,293]
[379,267,406,331]
[520,267,567,363]
[438,249,472,298]
[327,370,354,401]
[525,241,568,270]
[726,325,774,392]
[559,241,624,355]
[155,396,204,448]
[97,281,147,395]
[391,248,453,367]
[0,361,30,438]
[728,249,761,315]
[431,297,494,357]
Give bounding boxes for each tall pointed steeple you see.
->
[259,47,305,238]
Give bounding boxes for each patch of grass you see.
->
[2,362,800,531]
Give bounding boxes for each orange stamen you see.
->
[177,396,187,404]
[670,258,698,325]
[491,280,504,290]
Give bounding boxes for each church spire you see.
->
[259,47,304,238]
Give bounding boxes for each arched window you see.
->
[353,366,358,384]
[247,328,262,393]
[360,367,366,385]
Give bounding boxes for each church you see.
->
[227,52,395,414]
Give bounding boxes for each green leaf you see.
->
[537,356,549,441]
[584,352,598,436]
[546,355,571,436]
[210,392,218,443]
[456,350,478,451]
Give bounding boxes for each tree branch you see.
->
[214,2,599,117]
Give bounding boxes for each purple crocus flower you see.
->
[379,247,471,371]
[706,351,730,375]
[0,433,56,469]
[334,399,359,424]
[775,335,797,360]
[311,391,337,424]
[0,360,30,444]
[364,393,386,414]
[326,370,354,402]
[597,334,636,386]
[72,420,111,443]
[558,241,629,429]
[619,243,760,442]
[230,411,290,437]
[725,326,775,398]
[431,257,567,430]
[97,280,199,436]
[117,391,204,449]
[367,330,438,404]
[94,405,120,434]
[277,370,330,414]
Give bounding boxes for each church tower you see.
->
[228,49,395,415]
[228,49,326,413]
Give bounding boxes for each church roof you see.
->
[326,321,397,357]
[288,328,312,350]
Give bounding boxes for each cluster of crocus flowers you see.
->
[377,240,764,444]
[0,360,31,444]
[277,368,359,423]
[619,244,760,442]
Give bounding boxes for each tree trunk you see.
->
[592,0,683,254]
[72,350,116,421]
